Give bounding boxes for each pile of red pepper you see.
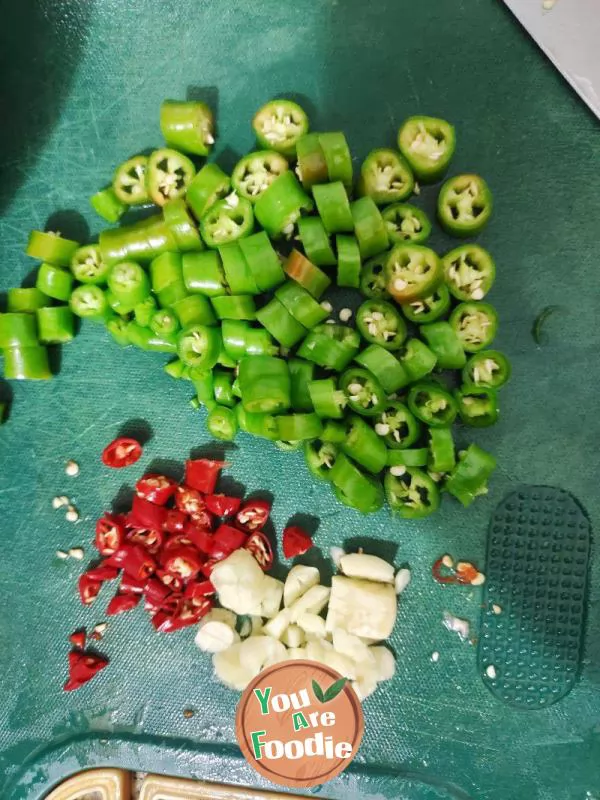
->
[68,457,277,691]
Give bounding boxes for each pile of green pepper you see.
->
[0,98,508,516]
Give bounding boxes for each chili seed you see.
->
[485,664,497,679]
[56,550,69,560]
[339,308,352,322]
[492,603,502,615]
[389,466,406,477]
[68,547,84,560]
[52,495,69,509]
[65,506,80,523]
[431,651,440,662]
[320,301,333,312]
[183,708,195,719]
[65,460,80,477]
[471,572,486,586]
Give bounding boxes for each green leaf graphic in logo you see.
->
[323,677,347,702]
[312,679,326,703]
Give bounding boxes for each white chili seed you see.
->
[339,308,352,322]
[65,460,80,477]
[65,507,80,523]
[431,651,439,662]
[471,289,484,300]
[68,547,84,560]
[55,550,69,560]
[390,465,406,477]
[441,554,454,568]
[52,496,69,510]
[485,664,497,679]
[492,604,502,615]
[471,572,486,586]
[374,423,390,436]
[204,133,215,145]
[320,301,333,312]
[394,279,407,291]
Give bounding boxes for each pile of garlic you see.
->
[195,548,410,701]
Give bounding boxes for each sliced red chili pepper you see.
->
[151,593,182,632]
[156,568,184,592]
[64,652,109,692]
[163,508,188,534]
[243,531,274,570]
[200,557,220,576]
[184,458,227,494]
[189,508,215,531]
[431,557,459,584]
[78,574,102,606]
[455,561,481,585]
[282,525,313,559]
[135,473,178,505]
[161,546,204,581]
[129,494,168,531]
[210,523,247,559]
[69,630,86,650]
[184,579,216,604]
[205,494,242,517]
[184,521,213,554]
[101,436,142,469]
[95,514,126,556]
[107,592,141,616]
[127,526,164,554]
[155,596,213,633]
[162,532,194,551]
[175,485,206,516]
[105,545,156,581]
[235,499,271,532]
[84,562,121,582]
[144,577,172,610]
[120,573,147,594]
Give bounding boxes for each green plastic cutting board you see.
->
[1,1,599,798]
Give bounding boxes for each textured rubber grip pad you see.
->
[478,486,590,709]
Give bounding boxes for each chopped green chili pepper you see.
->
[428,427,455,474]
[236,405,279,440]
[221,320,277,359]
[160,99,214,156]
[354,344,409,393]
[397,116,456,183]
[200,196,254,248]
[358,148,414,205]
[177,324,221,369]
[289,358,315,412]
[386,448,429,468]
[304,438,339,481]
[374,400,421,450]
[238,355,291,414]
[330,454,384,514]
[420,321,466,370]
[443,243,496,301]
[296,133,328,189]
[360,252,391,300]
[163,198,204,252]
[125,321,178,353]
[255,171,313,238]
[207,405,238,441]
[232,150,289,202]
[211,295,256,321]
[462,350,511,390]
[256,297,307,348]
[213,369,236,407]
[90,187,127,224]
[36,264,73,302]
[239,231,285,292]
[218,242,259,295]
[356,299,406,351]
[134,295,158,327]
[408,382,458,428]
[438,174,493,237]
[147,148,196,207]
[191,368,216,409]
[382,203,432,245]
[386,244,443,303]
[321,420,347,443]
[312,182,354,234]
[297,217,337,267]
[150,308,180,337]
[69,285,110,321]
[253,99,308,157]
[351,197,389,259]
[3,345,51,380]
[276,412,323,441]
[456,384,499,427]
[445,444,496,507]
[319,132,353,188]
[26,231,80,267]
[275,280,328,328]
[164,358,187,379]
[384,468,440,518]
[112,155,149,205]
[399,338,438,381]
[150,252,182,293]
[99,214,177,266]
[297,323,360,371]
[341,414,387,474]
[308,378,347,419]
[401,284,451,324]
[36,306,75,344]
[450,302,498,353]
[285,249,331,299]
[0,313,38,348]
[157,280,188,308]
[107,317,131,347]
[7,288,49,313]
[186,163,231,220]
[532,305,563,346]
[171,294,216,327]
[70,244,111,286]
[105,290,129,317]
[107,261,150,313]
[339,367,385,417]
[336,234,361,288]
[181,251,227,297]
